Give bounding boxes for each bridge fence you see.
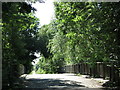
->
[59,62,120,83]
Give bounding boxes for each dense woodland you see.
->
[2,1,120,88]
[2,2,41,88]
[35,2,120,73]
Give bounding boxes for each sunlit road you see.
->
[21,73,107,90]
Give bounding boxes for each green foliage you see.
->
[35,55,55,74]
[32,2,120,75]
[52,2,120,65]
[2,2,120,87]
[2,2,40,88]
[36,21,64,73]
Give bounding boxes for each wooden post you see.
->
[79,63,81,74]
[110,62,114,82]
[103,62,105,79]
[78,64,80,74]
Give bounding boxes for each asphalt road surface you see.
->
[21,73,108,90]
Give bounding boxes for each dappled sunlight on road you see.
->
[21,73,107,89]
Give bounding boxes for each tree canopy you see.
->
[2,1,120,88]
[35,2,120,73]
[2,2,40,88]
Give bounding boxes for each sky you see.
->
[32,0,55,27]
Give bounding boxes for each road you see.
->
[21,73,107,90]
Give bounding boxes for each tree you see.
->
[2,2,40,88]
[44,2,120,69]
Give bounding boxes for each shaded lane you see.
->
[21,73,107,90]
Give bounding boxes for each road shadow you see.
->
[23,78,86,89]
[102,81,120,90]
[17,78,111,90]
[4,74,112,90]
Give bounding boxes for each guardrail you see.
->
[59,62,120,83]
